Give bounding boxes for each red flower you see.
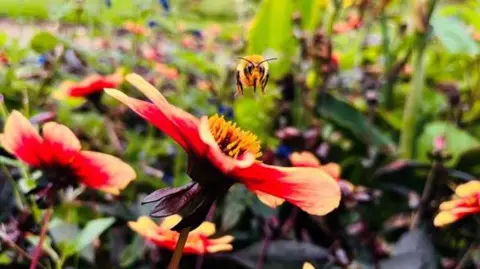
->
[56,69,123,99]
[0,111,135,206]
[129,215,233,254]
[105,73,341,231]
[434,180,480,227]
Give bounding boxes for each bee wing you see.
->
[260,73,269,95]
[235,70,243,96]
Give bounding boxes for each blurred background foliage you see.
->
[0,0,479,268]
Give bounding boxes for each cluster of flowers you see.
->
[2,71,479,262]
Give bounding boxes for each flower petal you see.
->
[149,182,202,218]
[439,199,463,211]
[235,164,341,216]
[0,111,43,166]
[255,191,285,208]
[198,116,256,174]
[289,152,320,167]
[105,88,191,152]
[303,262,316,269]
[142,183,197,205]
[455,180,480,198]
[321,163,342,180]
[123,74,206,155]
[41,122,81,165]
[191,221,216,236]
[433,211,457,227]
[159,215,183,230]
[72,151,136,195]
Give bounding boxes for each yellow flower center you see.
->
[208,114,262,159]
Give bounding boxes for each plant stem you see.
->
[0,231,47,269]
[30,208,53,269]
[256,220,273,269]
[167,228,190,269]
[380,12,393,109]
[194,255,204,269]
[454,243,477,269]
[399,0,438,158]
[410,161,438,230]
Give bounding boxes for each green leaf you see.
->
[247,0,296,79]
[73,217,115,253]
[30,31,59,54]
[222,185,252,231]
[417,122,480,165]
[315,93,396,153]
[431,16,479,55]
[0,253,11,264]
[120,235,145,268]
[296,0,322,32]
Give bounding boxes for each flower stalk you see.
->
[167,227,190,269]
[29,208,53,269]
[399,0,438,158]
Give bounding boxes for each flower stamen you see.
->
[208,114,262,159]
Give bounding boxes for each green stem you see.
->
[399,0,438,158]
[325,0,341,38]
[380,13,393,109]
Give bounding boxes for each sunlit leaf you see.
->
[432,16,479,55]
[73,217,115,253]
[30,31,59,54]
[416,122,480,165]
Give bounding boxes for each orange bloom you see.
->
[106,74,340,230]
[155,63,179,80]
[434,180,480,227]
[56,69,124,99]
[0,111,135,206]
[123,21,149,36]
[289,151,341,180]
[303,262,315,269]
[129,215,233,254]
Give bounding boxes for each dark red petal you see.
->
[234,163,341,216]
[150,182,202,218]
[0,111,43,166]
[142,182,197,204]
[72,151,136,195]
[172,194,215,232]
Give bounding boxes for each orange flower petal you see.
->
[191,221,216,237]
[159,214,183,230]
[73,151,136,195]
[0,111,43,166]
[434,211,458,227]
[198,116,256,174]
[303,262,315,269]
[321,163,341,180]
[439,199,463,211]
[455,180,480,198]
[109,74,206,156]
[236,164,341,216]
[289,152,321,167]
[255,191,285,208]
[105,89,189,150]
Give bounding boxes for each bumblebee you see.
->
[235,55,277,96]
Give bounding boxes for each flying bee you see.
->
[235,55,277,96]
